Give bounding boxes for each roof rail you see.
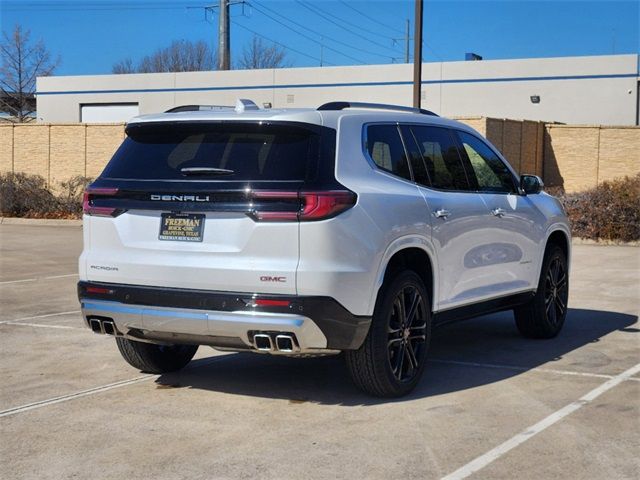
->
[165,105,234,113]
[317,101,438,116]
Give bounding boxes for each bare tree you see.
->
[112,57,135,74]
[0,25,59,122]
[237,36,289,70]
[112,40,216,74]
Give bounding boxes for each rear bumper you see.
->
[78,281,371,352]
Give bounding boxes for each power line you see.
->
[2,0,208,11]
[245,2,365,64]
[231,19,333,66]
[339,0,405,35]
[295,0,402,56]
[250,0,393,61]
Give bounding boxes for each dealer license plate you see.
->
[158,213,205,242]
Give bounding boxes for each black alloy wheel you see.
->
[346,270,432,397]
[387,285,428,382]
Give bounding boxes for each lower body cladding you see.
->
[78,281,371,355]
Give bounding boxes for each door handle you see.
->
[434,209,451,219]
[491,207,507,217]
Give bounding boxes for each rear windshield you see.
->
[102,122,324,181]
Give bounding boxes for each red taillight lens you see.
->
[254,299,291,307]
[299,191,357,221]
[249,190,356,222]
[83,187,121,217]
[86,286,115,295]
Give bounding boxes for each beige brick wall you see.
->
[597,127,640,183]
[0,125,13,173]
[50,125,86,185]
[520,121,544,177]
[456,117,545,175]
[544,126,600,191]
[0,121,637,194]
[0,123,125,185]
[13,125,49,179]
[86,125,125,179]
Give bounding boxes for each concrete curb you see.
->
[572,237,639,247]
[0,217,82,227]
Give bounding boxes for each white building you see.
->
[36,54,639,126]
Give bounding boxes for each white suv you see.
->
[78,100,570,397]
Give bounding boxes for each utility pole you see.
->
[218,0,230,70]
[412,0,423,108]
[189,1,245,70]
[405,19,410,64]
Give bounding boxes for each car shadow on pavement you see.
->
[156,308,637,406]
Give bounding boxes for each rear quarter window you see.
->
[364,124,412,181]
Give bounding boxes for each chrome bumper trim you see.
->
[80,299,328,351]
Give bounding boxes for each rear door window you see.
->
[102,122,325,181]
[409,125,471,191]
[364,124,412,181]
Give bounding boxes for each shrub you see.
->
[0,173,92,219]
[552,174,640,242]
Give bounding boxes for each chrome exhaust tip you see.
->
[275,334,297,353]
[102,320,116,335]
[253,333,274,351]
[89,318,103,334]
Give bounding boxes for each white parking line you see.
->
[430,358,620,381]
[2,321,83,330]
[0,310,81,325]
[0,376,154,418]
[0,355,231,418]
[0,273,78,285]
[441,362,640,480]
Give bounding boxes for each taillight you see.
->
[83,187,123,217]
[299,191,357,220]
[249,190,356,222]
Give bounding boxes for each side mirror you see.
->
[520,175,544,195]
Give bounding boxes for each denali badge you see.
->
[150,194,210,202]
[260,276,287,283]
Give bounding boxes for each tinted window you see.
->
[399,125,430,186]
[457,131,516,193]
[102,122,323,181]
[410,126,470,191]
[365,124,412,181]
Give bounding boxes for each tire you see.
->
[116,337,198,374]
[514,245,569,339]
[346,270,432,397]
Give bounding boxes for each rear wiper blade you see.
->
[180,167,235,176]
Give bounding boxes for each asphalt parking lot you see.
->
[0,223,638,480]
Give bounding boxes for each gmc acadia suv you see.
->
[78,100,570,397]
